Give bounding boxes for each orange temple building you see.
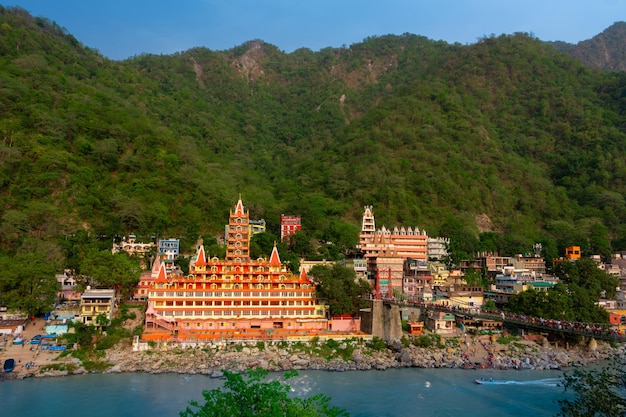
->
[143,197,330,342]
[357,205,429,296]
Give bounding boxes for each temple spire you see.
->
[300,266,308,281]
[226,195,250,261]
[269,242,281,267]
[155,262,168,283]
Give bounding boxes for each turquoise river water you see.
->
[1,368,569,416]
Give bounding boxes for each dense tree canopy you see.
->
[309,264,371,316]
[77,249,141,299]
[506,258,618,322]
[0,251,59,315]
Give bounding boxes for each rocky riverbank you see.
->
[30,333,625,379]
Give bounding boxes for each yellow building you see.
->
[80,289,116,325]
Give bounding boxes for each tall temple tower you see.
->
[144,196,331,341]
[226,196,250,262]
[361,205,376,235]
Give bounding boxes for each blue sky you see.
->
[4,0,626,60]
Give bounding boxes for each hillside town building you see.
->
[112,234,154,269]
[80,289,116,325]
[280,214,301,241]
[356,206,448,299]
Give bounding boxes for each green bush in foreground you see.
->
[557,354,626,417]
[180,368,349,417]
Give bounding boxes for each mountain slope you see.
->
[551,21,626,71]
[1,6,626,262]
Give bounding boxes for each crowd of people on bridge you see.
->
[396,299,626,342]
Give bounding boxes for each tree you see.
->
[507,258,618,322]
[463,268,487,288]
[180,368,349,417]
[557,355,626,417]
[0,252,59,316]
[250,232,278,259]
[202,235,226,259]
[78,249,141,299]
[553,258,619,300]
[309,264,371,316]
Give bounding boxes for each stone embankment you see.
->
[24,332,623,379]
[32,334,622,378]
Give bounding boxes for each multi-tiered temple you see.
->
[357,205,430,296]
[143,198,330,341]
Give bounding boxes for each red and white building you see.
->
[280,214,301,241]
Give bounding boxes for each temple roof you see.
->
[269,243,281,267]
[234,195,245,216]
[151,255,161,278]
[193,245,207,267]
[154,263,168,283]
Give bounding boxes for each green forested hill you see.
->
[1,6,626,264]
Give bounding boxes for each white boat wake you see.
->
[476,378,561,387]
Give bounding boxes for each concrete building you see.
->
[402,258,432,302]
[112,235,154,269]
[144,198,329,342]
[280,215,301,241]
[369,249,404,298]
[427,237,450,261]
[425,310,456,335]
[357,206,436,299]
[80,289,116,325]
[158,238,180,261]
[565,246,581,260]
[249,219,267,235]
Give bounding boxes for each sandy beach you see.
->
[0,318,68,378]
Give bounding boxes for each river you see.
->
[2,368,568,416]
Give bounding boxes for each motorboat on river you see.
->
[474,378,495,385]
